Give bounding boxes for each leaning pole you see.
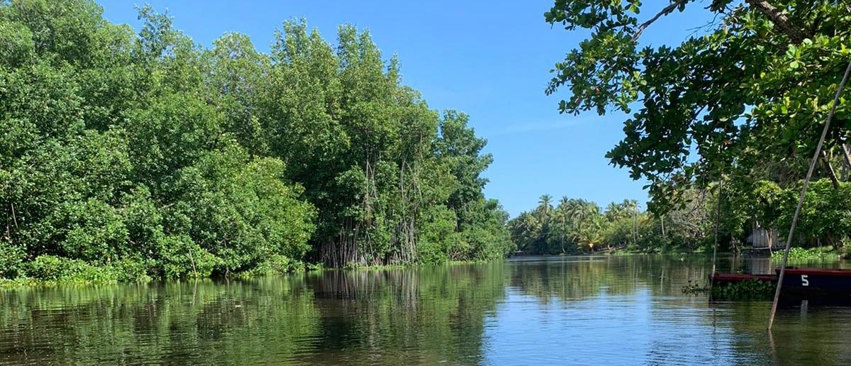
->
[767,60,851,331]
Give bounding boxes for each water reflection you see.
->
[495,256,747,365]
[0,278,322,365]
[1,256,851,365]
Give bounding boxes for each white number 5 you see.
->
[801,275,809,287]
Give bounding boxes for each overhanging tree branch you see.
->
[634,0,807,43]
[744,0,806,43]
[633,1,689,41]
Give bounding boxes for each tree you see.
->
[259,21,511,266]
[536,194,554,217]
[545,0,851,213]
[509,196,621,254]
[547,197,574,253]
[436,110,492,221]
[508,212,543,254]
[0,1,512,281]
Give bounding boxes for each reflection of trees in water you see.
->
[0,277,322,365]
[507,256,713,301]
[719,296,851,364]
[767,314,851,364]
[18,258,843,365]
[301,264,506,365]
[310,269,420,301]
[508,255,851,365]
[0,265,507,365]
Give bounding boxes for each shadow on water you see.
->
[1,256,851,365]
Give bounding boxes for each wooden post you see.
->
[711,181,721,289]
[632,205,637,247]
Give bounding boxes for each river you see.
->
[1,255,850,365]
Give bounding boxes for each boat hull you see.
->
[710,267,851,301]
[779,268,851,299]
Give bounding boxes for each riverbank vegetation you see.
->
[542,1,851,255]
[0,265,507,364]
[770,247,841,262]
[0,0,512,283]
[511,179,851,255]
[508,192,727,254]
[509,197,642,254]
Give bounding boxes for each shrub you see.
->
[0,241,26,279]
[710,280,775,301]
[25,255,117,282]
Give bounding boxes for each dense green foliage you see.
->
[770,246,839,262]
[545,0,851,251]
[511,196,634,254]
[513,178,851,254]
[509,193,724,254]
[0,0,511,281]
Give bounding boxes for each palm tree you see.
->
[604,202,622,222]
[561,198,583,240]
[533,195,554,253]
[605,199,637,222]
[576,214,605,252]
[536,194,553,217]
[550,198,571,253]
[557,196,574,252]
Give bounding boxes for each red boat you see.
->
[711,267,851,299]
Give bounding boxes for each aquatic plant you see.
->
[771,247,839,262]
[710,280,775,301]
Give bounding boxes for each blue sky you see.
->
[97,1,714,217]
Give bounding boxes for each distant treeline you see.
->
[509,196,645,254]
[513,179,851,255]
[0,1,512,282]
[509,194,724,255]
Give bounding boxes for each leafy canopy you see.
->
[546,0,851,213]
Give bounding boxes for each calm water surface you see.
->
[2,256,851,365]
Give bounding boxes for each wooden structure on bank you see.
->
[747,224,779,250]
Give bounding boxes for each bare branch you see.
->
[634,0,807,44]
[10,203,17,229]
[633,1,689,41]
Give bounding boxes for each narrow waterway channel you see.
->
[2,255,850,365]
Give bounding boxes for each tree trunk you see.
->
[821,151,840,189]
